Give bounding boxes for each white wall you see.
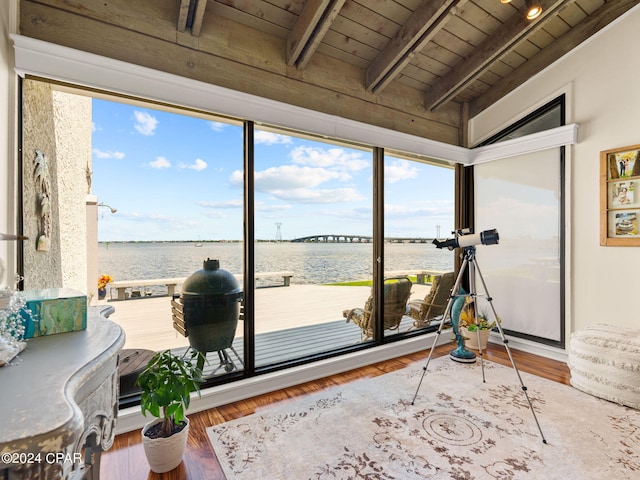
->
[0,0,17,288]
[469,5,640,335]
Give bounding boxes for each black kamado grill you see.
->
[171,258,244,373]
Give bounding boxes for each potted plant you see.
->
[459,299,500,351]
[135,348,205,473]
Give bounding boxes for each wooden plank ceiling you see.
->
[180,0,637,117]
[19,0,639,145]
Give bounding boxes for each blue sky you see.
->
[91,99,454,241]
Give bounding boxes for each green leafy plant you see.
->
[136,348,205,438]
[464,313,499,332]
[460,300,500,331]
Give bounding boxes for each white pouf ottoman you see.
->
[567,324,640,409]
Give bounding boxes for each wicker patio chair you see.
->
[407,271,455,329]
[343,276,413,341]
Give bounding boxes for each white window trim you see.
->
[12,35,577,166]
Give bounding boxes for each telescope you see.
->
[432,228,499,250]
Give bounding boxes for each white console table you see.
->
[0,307,125,479]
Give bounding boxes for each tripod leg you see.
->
[473,258,547,444]
[467,258,487,383]
[411,258,470,405]
[410,322,442,405]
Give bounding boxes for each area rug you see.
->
[207,357,640,479]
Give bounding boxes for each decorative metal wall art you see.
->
[33,149,52,251]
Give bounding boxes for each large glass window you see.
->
[253,128,374,360]
[91,99,246,375]
[383,152,455,339]
[20,77,459,400]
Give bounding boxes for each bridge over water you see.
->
[290,234,434,243]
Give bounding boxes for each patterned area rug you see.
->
[207,357,640,479]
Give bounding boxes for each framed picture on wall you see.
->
[601,144,640,245]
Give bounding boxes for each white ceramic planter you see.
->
[141,417,189,473]
[462,327,490,351]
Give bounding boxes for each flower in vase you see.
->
[98,274,113,290]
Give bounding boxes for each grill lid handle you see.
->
[204,258,220,270]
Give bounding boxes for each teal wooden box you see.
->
[20,288,87,338]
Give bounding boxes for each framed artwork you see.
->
[600,144,640,246]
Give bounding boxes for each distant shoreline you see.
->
[98,239,281,244]
[98,241,453,287]
[98,238,434,244]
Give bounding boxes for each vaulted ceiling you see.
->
[185,0,635,115]
[19,0,639,145]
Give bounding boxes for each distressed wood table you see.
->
[0,308,125,479]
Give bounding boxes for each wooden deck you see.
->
[196,314,425,377]
[103,283,434,378]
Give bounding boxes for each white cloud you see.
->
[312,206,372,222]
[202,210,227,219]
[255,165,343,190]
[198,199,243,209]
[385,159,418,183]
[229,170,243,186]
[256,202,292,212]
[191,159,207,171]
[255,131,292,145]
[179,159,208,171]
[198,199,242,219]
[384,200,454,219]
[273,187,364,203]
[291,146,369,172]
[231,165,341,189]
[92,148,125,159]
[208,121,226,132]
[229,163,366,204]
[133,110,158,136]
[119,212,198,227]
[148,156,171,169]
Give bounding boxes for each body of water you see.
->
[98,241,454,288]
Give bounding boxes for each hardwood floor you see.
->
[100,343,571,479]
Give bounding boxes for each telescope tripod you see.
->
[410,245,547,443]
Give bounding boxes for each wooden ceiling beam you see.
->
[287,0,347,69]
[366,0,463,94]
[191,0,208,36]
[177,0,190,33]
[176,0,207,36]
[424,0,573,111]
[469,0,640,117]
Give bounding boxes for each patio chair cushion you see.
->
[415,274,442,318]
[408,272,455,327]
[344,277,412,340]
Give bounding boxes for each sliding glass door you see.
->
[382,152,455,338]
[252,128,374,363]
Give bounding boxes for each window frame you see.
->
[470,95,566,348]
[17,78,460,406]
